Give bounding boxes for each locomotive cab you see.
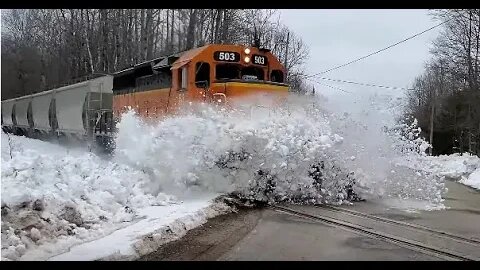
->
[170,44,289,110]
[112,43,290,119]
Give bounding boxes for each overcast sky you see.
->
[279,9,441,98]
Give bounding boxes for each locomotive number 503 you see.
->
[214,51,239,62]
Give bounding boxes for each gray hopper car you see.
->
[1,75,114,147]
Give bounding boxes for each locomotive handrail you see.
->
[213,79,288,87]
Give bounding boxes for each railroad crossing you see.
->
[140,180,480,261]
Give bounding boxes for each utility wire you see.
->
[307,78,352,94]
[317,77,415,91]
[304,19,449,78]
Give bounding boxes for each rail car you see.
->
[1,44,289,146]
[1,75,113,144]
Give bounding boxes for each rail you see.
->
[270,204,480,261]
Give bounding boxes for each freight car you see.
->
[1,75,113,147]
[1,44,289,147]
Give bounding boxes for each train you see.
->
[1,43,366,202]
[1,44,289,148]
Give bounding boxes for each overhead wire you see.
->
[315,77,415,91]
[308,78,353,94]
[304,19,449,79]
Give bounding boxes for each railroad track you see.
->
[271,204,480,261]
[320,205,480,245]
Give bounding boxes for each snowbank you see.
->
[426,153,480,179]
[423,153,480,190]
[33,198,230,261]
[1,132,229,261]
[459,168,480,190]
[388,146,480,192]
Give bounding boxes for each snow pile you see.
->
[1,132,230,261]
[423,153,480,190]
[396,149,480,190]
[36,198,230,261]
[426,153,480,180]
[460,168,480,190]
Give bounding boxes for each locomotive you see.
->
[1,44,289,146]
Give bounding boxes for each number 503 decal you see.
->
[214,51,240,62]
[253,55,268,66]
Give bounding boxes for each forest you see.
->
[1,9,310,99]
[406,9,480,156]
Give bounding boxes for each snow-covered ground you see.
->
[1,132,231,261]
[426,153,480,190]
[461,168,480,190]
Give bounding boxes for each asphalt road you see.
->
[139,181,480,261]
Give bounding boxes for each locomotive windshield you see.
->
[215,64,265,81]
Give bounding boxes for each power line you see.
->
[304,19,449,78]
[307,78,352,94]
[317,77,415,91]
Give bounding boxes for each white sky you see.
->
[279,9,441,97]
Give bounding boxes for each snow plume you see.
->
[114,98,351,205]
[113,91,445,206]
[323,88,445,206]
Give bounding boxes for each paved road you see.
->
[139,181,480,261]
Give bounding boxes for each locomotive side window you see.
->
[195,62,210,88]
[271,70,284,83]
[135,72,172,92]
[178,66,188,90]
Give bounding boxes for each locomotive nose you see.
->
[211,81,288,104]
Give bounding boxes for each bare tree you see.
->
[2,9,311,99]
[407,9,480,156]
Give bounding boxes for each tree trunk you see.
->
[185,9,197,50]
[134,9,139,63]
[145,9,153,60]
[83,9,95,73]
[468,10,474,90]
[220,9,229,43]
[114,9,121,71]
[214,9,223,43]
[170,9,175,53]
[139,9,145,61]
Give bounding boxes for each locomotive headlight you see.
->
[244,48,251,55]
[244,56,251,63]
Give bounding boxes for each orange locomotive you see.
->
[112,44,289,120]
